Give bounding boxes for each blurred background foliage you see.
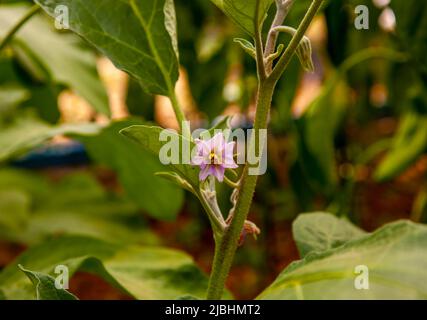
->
[0,0,426,299]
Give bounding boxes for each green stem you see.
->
[206,82,275,299]
[206,0,325,300]
[169,90,191,139]
[0,5,40,52]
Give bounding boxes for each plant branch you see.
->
[264,0,295,73]
[269,0,324,83]
[254,0,266,80]
[0,5,40,52]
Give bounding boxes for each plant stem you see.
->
[206,0,325,300]
[0,5,40,52]
[206,81,275,299]
[169,89,191,139]
[264,0,295,73]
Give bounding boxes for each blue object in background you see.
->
[12,141,90,169]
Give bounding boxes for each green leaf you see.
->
[18,265,77,300]
[211,0,274,36]
[0,113,102,162]
[293,213,367,258]
[120,125,200,189]
[0,189,30,232]
[259,219,427,299]
[35,0,180,96]
[0,84,30,116]
[76,119,184,221]
[0,4,109,115]
[0,170,158,245]
[375,111,427,182]
[0,236,209,300]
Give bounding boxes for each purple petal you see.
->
[211,165,225,182]
[199,164,211,181]
[211,132,225,152]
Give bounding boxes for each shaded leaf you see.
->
[0,4,109,115]
[76,119,184,221]
[0,170,158,245]
[19,265,77,300]
[0,236,209,300]
[0,113,102,162]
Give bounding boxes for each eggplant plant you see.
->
[0,0,427,300]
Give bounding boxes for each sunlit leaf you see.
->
[35,0,180,96]
[259,216,427,299]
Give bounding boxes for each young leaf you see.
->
[293,213,366,258]
[259,219,427,299]
[18,265,77,300]
[234,38,256,59]
[120,125,200,188]
[211,0,274,36]
[35,0,180,96]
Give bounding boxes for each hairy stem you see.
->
[206,0,325,300]
[206,82,275,299]
[0,5,40,52]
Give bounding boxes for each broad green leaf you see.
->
[259,219,427,299]
[19,265,77,300]
[0,4,109,115]
[0,113,102,162]
[375,111,427,182]
[120,125,200,189]
[76,119,184,221]
[35,0,180,96]
[211,0,274,36]
[0,170,158,245]
[0,236,209,300]
[293,212,366,258]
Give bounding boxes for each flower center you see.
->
[209,151,221,165]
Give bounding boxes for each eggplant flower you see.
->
[192,133,238,182]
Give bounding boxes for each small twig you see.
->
[264,0,295,73]
[224,176,240,189]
